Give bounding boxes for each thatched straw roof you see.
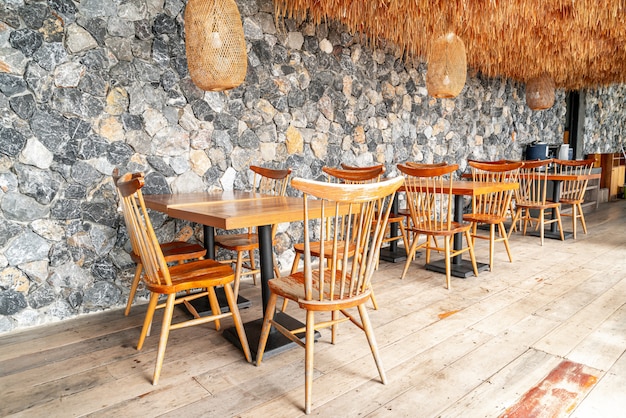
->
[274,0,626,91]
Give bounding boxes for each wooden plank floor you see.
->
[1,199,625,417]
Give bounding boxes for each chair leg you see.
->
[125,263,143,316]
[578,203,588,235]
[137,292,160,350]
[571,204,577,239]
[555,207,564,241]
[331,310,338,344]
[500,222,513,263]
[256,292,279,365]
[444,235,451,290]
[465,229,479,277]
[539,209,545,246]
[400,237,421,279]
[152,293,176,385]
[290,252,301,274]
[249,250,257,285]
[233,251,245,299]
[357,304,387,385]
[488,224,495,271]
[223,282,251,363]
[207,286,221,331]
[369,288,379,310]
[304,309,315,415]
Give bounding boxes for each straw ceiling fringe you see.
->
[274,0,626,90]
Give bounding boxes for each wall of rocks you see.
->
[584,85,626,155]
[0,0,624,333]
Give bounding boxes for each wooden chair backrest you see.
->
[290,176,404,302]
[115,172,172,288]
[249,166,292,236]
[397,163,459,232]
[517,159,553,205]
[468,161,523,217]
[323,165,384,184]
[405,161,448,168]
[553,158,595,202]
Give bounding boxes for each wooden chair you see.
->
[256,175,404,414]
[286,165,390,311]
[399,162,448,227]
[115,173,251,385]
[553,158,595,239]
[214,166,291,298]
[510,159,564,245]
[463,161,523,271]
[397,163,478,289]
[113,169,207,316]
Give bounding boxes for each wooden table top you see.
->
[143,191,356,230]
[401,180,518,197]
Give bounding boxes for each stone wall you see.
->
[584,85,626,155]
[0,0,623,333]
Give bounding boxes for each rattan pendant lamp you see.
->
[526,74,555,110]
[184,0,247,91]
[426,32,467,98]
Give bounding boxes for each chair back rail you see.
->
[554,158,595,202]
[468,161,522,218]
[517,159,553,205]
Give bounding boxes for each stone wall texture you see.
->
[1,0,625,333]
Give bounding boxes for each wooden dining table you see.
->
[408,180,519,278]
[143,190,348,359]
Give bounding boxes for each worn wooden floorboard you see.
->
[0,199,624,417]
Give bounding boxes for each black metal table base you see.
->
[181,287,251,315]
[527,230,573,240]
[425,259,490,278]
[379,246,407,263]
[223,311,320,361]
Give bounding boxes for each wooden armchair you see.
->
[113,168,206,316]
[553,158,595,239]
[115,172,250,385]
[256,175,404,414]
[511,159,564,245]
[214,166,291,298]
[463,161,523,271]
[397,163,478,289]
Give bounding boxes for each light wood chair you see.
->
[115,172,251,385]
[113,169,207,316]
[256,175,404,414]
[286,165,390,311]
[397,163,478,289]
[510,159,564,245]
[463,160,523,271]
[214,166,291,298]
[553,158,595,239]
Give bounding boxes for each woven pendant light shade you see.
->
[184,0,247,91]
[526,75,555,110]
[426,33,467,98]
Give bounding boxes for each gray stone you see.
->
[32,42,68,71]
[121,113,143,131]
[9,28,43,57]
[171,170,205,193]
[80,0,117,18]
[143,171,170,195]
[107,141,134,166]
[20,3,48,30]
[28,286,56,309]
[15,164,60,205]
[81,202,118,228]
[66,24,98,54]
[134,60,161,83]
[30,219,65,242]
[164,0,185,17]
[78,71,108,97]
[54,61,86,88]
[152,37,169,68]
[0,126,26,157]
[147,155,176,177]
[71,160,103,186]
[80,49,110,71]
[92,258,117,281]
[191,100,215,122]
[5,230,51,266]
[152,13,177,35]
[0,221,23,250]
[0,47,28,75]
[118,0,148,21]
[134,19,153,41]
[52,88,104,119]
[109,61,136,86]
[25,62,54,102]
[0,73,27,96]
[105,37,134,61]
[239,129,260,149]
[48,261,91,293]
[84,281,122,310]
[89,223,117,256]
[125,130,151,155]
[64,184,87,199]
[48,0,78,22]
[9,94,36,120]
[51,199,82,220]
[243,18,264,41]
[152,126,189,156]
[78,135,108,160]
[107,16,135,38]
[0,290,27,315]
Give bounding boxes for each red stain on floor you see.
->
[500,360,598,418]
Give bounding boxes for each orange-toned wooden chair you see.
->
[256,175,404,414]
[510,159,564,245]
[463,161,523,271]
[115,172,251,385]
[397,163,478,289]
[214,166,291,298]
[553,158,595,239]
[113,169,206,316]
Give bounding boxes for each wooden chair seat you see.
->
[115,172,251,385]
[292,240,356,265]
